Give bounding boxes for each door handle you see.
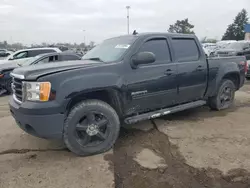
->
[196,65,203,71]
[164,69,174,76]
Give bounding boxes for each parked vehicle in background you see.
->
[49,45,69,52]
[9,33,247,156]
[0,47,61,64]
[216,41,250,59]
[216,40,237,49]
[0,49,13,57]
[202,43,217,57]
[0,52,81,94]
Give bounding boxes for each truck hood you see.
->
[12,60,103,80]
[0,61,19,72]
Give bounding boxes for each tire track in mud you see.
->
[0,148,67,155]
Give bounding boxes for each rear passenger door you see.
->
[170,37,207,103]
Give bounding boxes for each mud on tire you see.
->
[208,79,236,111]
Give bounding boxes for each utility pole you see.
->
[82,30,86,45]
[126,6,130,34]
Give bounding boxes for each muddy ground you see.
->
[111,82,250,188]
[1,82,250,187]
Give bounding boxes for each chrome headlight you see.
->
[23,82,51,101]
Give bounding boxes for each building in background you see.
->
[245,24,250,40]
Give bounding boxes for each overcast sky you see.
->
[0,0,249,45]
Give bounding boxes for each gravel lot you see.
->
[1,83,250,188]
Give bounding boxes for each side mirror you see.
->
[132,52,156,67]
[243,47,250,50]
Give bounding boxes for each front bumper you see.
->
[9,96,65,139]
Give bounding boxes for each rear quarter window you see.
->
[171,38,200,62]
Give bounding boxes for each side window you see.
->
[62,55,80,61]
[28,49,55,57]
[28,50,42,57]
[42,49,56,53]
[13,51,28,59]
[36,57,49,64]
[138,39,171,62]
[172,38,200,62]
[48,55,58,62]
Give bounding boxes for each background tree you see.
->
[222,9,249,40]
[168,18,195,34]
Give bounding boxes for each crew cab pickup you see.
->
[9,33,247,156]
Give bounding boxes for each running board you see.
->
[124,100,206,124]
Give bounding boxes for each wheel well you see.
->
[66,89,123,117]
[222,73,240,90]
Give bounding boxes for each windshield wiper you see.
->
[84,57,104,62]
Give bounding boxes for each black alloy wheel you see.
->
[208,79,235,110]
[75,112,110,147]
[63,99,120,156]
[218,86,233,108]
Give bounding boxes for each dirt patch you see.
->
[0,95,10,118]
[110,127,250,188]
[134,148,167,170]
[155,106,250,174]
[0,151,114,188]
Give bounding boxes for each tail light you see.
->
[240,61,248,74]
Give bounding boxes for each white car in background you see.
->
[202,43,217,57]
[216,40,237,49]
[0,47,61,64]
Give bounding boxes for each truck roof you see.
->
[115,32,196,39]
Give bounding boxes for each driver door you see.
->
[125,38,178,114]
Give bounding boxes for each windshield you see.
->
[82,36,137,63]
[226,42,249,50]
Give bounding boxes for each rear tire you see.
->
[63,99,120,156]
[208,79,235,111]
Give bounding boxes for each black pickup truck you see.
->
[9,33,247,156]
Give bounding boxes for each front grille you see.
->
[12,77,23,103]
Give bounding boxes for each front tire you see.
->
[63,99,120,156]
[5,79,12,94]
[208,79,235,111]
